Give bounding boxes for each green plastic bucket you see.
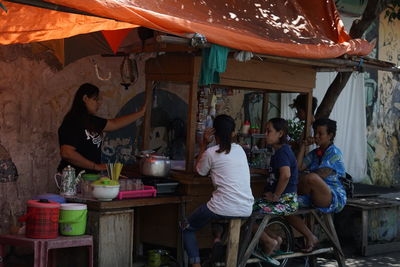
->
[59,203,87,236]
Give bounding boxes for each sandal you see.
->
[252,249,280,266]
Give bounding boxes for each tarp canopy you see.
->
[0,0,373,59]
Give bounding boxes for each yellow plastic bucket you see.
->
[59,203,87,236]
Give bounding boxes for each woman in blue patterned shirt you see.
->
[287,118,346,252]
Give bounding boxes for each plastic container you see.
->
[242,121,251,135]
[19,199,61,239]
[81,173,100,197]
[59,203,87,236]
[117,186,157,199]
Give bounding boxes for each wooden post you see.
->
[307,212,317,267]
[361,210,368,256]
[305,91,313,139]
[226,219,242,267]
[142,80,154,150]
[133,208,142,258]
[311,211,344,257]
[185,60,198,173]
[87,209,134,267]
[261,93,269,133]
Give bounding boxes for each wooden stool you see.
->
[0,234,93,267]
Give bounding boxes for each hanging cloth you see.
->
[199,44,230,86]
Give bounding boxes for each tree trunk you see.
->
[315,0,390,119]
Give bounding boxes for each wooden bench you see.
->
[235,208,345,267]
[185,208,345,267]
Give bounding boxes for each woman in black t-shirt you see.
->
[58,83,145,173]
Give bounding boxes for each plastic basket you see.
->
[117,186,157,199]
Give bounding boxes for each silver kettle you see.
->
[54,165,85,196]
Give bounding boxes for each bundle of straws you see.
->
[106,163,123,181]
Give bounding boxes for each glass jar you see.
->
[81,173,100,197]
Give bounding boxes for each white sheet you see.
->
[281,72,367,181]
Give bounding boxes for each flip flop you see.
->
[252,250,280,266]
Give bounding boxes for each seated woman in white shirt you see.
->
[182,114,254,267]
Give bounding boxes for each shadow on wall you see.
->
[101,89,188,163]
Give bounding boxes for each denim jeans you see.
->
[182,204,230,264]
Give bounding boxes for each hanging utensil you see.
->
[120,55,138,90]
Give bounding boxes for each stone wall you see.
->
[0,44,149,233]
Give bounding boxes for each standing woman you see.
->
[58,83,145,173]
[286,118,346,252]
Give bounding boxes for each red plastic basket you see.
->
[117,186,157,200]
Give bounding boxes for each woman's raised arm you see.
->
[103,104,146,132]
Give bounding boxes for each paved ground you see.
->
[288,248,400,267]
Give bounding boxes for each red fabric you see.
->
[0,0,373,58]
[101,28,132,54]
[316,148,325,158]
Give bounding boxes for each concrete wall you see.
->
[0,44,150,233]
[365,14,400,186]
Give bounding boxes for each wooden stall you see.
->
[67,195,188,267]
[140,52,316,248]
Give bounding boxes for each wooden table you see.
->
[344,198,400,256]
[67,195,189,267]
[0,234,93,267]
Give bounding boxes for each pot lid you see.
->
[92,177,119,186]
[32,193,66,204]
[27,199,61,208]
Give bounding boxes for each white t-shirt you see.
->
[196,143,254,217]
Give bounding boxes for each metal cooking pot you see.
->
[139,153,171,177]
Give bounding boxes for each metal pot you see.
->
[139,153,171,177]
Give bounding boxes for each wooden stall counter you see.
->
[66,194,189,267]
[68,194,188,211]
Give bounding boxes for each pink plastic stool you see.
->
[0,234,93,267]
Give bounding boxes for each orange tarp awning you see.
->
[0,0,373,59]
[0,3,137,44]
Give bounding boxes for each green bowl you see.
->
[82,173,100,181]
